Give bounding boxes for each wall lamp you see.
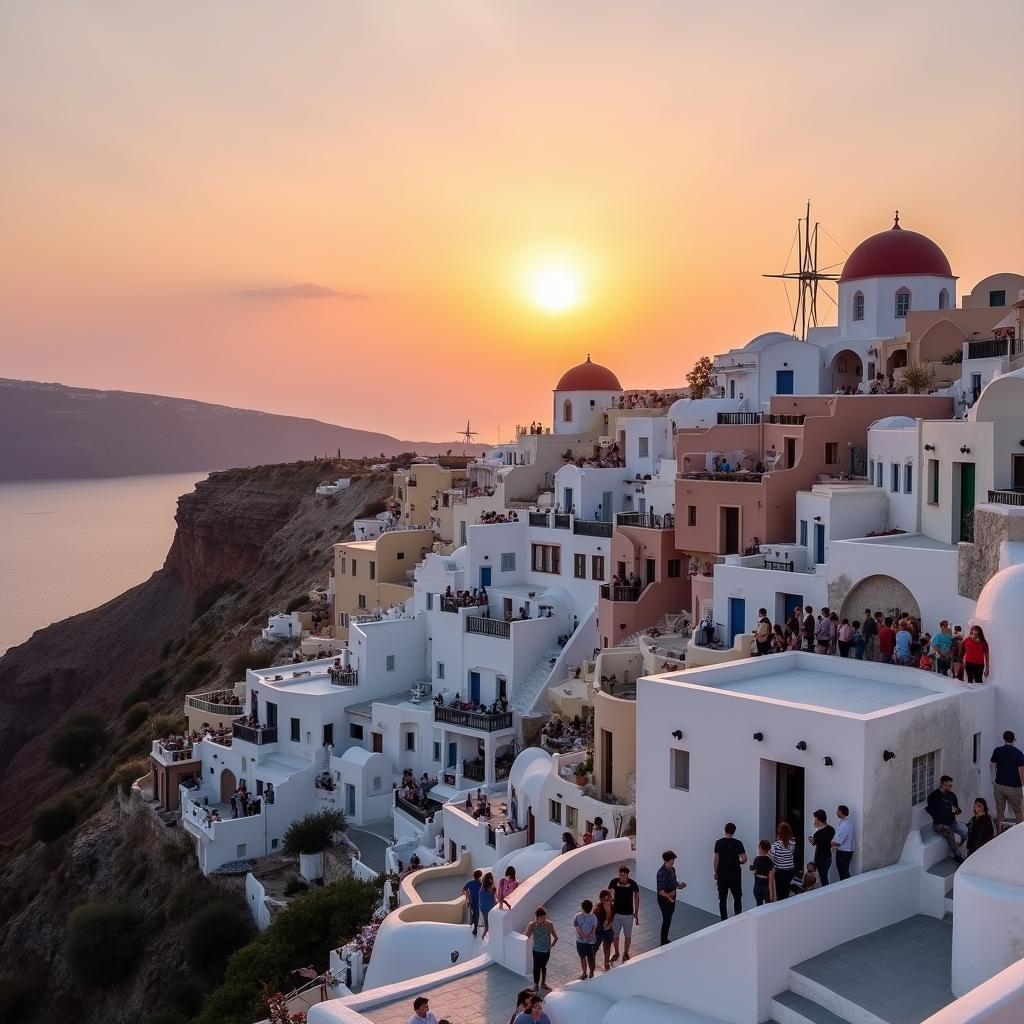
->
[795,740,808,751]
[752,732,764,742]
[924,444,935,452]
[813,515,822,522]
[960,446,971,455]
[823,756,834,767]
[671,729,684,740]
[883,750,896,762]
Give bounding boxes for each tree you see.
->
[901,362,936,395]
[184,899,256,981]
[686,355,716,399]
[65,903,143,985]
[32,796,79,843]
[282,809,346,855]
[48,710,109,772]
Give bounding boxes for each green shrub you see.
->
[120,669,166,711]
[283,877,308,896]
[109,757,149,795]
[48,711,109,772]
[181,657,217,689]
[228,651,274,678]
[282,809,346,855]
[360,500,387,518]
[122,702,152,732]
[139,1011,188,1024]
[183,899,256,980]
[32,797,79,844]
[65,903,143,985]
[164,878,213,921]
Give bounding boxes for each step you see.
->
[927,857,960,895]
[944,897,954,916]
[788,972,888,1024]
[770,990,854,1024]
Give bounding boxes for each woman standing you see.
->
[561,831,578,854]
[525,906,558,991]
[594,888,615,970]
[770,822,797,900]
[479,872,497,939]
[961,625,991,683]
[498,865,519,909]
[967,798,995,855]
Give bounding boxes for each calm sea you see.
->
[0,472,206,655]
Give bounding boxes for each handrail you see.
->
[185,695,243,717]
[573,519,614,538]
[616,512,673,529]
[434,706,513,732]
[328,667,359,687]
[232,721,278,745]
[465,615,511,638]
[988,489,1024,507]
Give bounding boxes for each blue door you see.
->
[814,524,826,564]
[564,487,574,513]
[345,784,356,817]
[728,598,746,646]
[776,370,794,395]
[447,741,458,769]
[469,671,481,704]
[479,565,492,589]
[782,593,803,622]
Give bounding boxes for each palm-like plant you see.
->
[900,363,936,394]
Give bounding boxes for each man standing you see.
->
[878,616,897,665]
[926,776,968,861]
[754,609,773,657]
[803,606,816,653]
[607,865,640,963]
[808,810,836,886]
[592,816,608,841]
[831,805,855,879]
[861,609,878,662]
[409,996,438,1024]
[932,620,954,676]
[991,730,1024,828]
[815,608,832,654]
[462,869,482,936]
[655,850,687,945]
[713,823,747,919]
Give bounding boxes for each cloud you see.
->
[234,283,366,301]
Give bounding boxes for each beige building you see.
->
[332,527,433,637]
[392,461,470,536]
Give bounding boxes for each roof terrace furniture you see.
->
[231,720,278,745]
[434,706,514,732]
[465,615,511,639]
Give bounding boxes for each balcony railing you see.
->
[462,760,486,782]
[185,693,243,717]
[763,559,795,571]
[553,513,571,529]
[573,519,614,538]
[988,489,1024,506]
[616,512,674,529]
[434,706,514,732]
[600,583,643,602]
[465,615,510,639]
[529,512,549,527]
[765,413,805,425]
[328,667,359,687]
[155,740,197,762]
[232,721,278,745]
[716,412,761,425]
[968,338,1008,360]
[394,792,430,823]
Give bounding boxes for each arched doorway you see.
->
[829,349,863,392]
[220,768,237,803]
[839,574,920,623]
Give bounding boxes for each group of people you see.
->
[464,788,493,819]
[407,989,551,1024]
[479,509,521,524]
[435,692,509,717]
[461,865,519,940]
[539,715,586,751]
[616,390,682,410]
[228,781,266,819]
[562,442,625,470]
[441,585,489,611]
[398,770,437,808]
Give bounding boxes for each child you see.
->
[573,898,598,980]
[749,840,775,905]
[791,861,820,895]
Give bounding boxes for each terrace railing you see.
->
[328,667,359,687]
[716,412,761,425]
[573,519,614,538]
[465,615,510,639]
[616,512,674,529]
[764,413,805,425]
[434,706,514,732]
[988,489,1024,507]
[967,338,1008,360]
[599,583,643,603]
[156,741,197,762]
[185,693,243,717]
[763,559,795,571]
[462,760,486,782]
[529,512,549,527]
[232,721,278,745]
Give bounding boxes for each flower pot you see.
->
[574,773,589,787]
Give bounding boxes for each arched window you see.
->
[562,398,573,423]
[895,288,911,318]
[938,288,949,310]
[853,291,865,321]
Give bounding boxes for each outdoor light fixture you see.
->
[671,729,683,740]
[823,756,834,767]
[960,445,971,454]
[813,515,822,522]
[924,444,935,451]
[752,732,764,742]
[795,740,808,751]
[883,750,896,762]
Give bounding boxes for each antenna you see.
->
[457,420,478,450]
[764,201,841,341]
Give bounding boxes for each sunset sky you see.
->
[2,2,1023,441]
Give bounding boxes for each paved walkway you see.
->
[349,820,394,873]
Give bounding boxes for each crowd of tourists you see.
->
[398,769,438,808]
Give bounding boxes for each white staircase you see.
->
[509,644,563,713]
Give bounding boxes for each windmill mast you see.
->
[763,201,841,341]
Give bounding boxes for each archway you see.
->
[219,768,237,803]
[839,574,920,623]
[829,349,863,392]
[563,398,573,424]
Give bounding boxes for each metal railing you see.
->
[616,512,674,529]
[553,513,571,529]
[573,519,614,538]
[765,413,805,425]
[763,559,795,572]
[185,694,243,717]
[967,338,1008,360]
[434,706,514,732]
[328,667,358,687]
[462,760,486,782]
[529,512,549,527]
[716,412,761,425]
[232,721,278,745]
[156,741,197,762]
[465,615,510,639]
[599,583,643,602]
[988,489,1024,506]
[394,792,430,823]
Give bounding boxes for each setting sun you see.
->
[528,265,582,313]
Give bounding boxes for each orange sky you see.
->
[1,2,1023,441]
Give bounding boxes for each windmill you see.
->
[764,201,843,341]
[457,420,478,452]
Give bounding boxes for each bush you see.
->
[194,878,381,1024]
[48,711,109,772]
[164,878,214,921]
[122,702,152,732]
[65,903,144,985]
[284,595,309,613]
[360,500,387,518]
[282,809,346,856]
[32,797,79,844]
[283,877,308,896]
[181,657,217,690]
[109,757,149,795]
[183,899,256,981]
[228,651,274,678]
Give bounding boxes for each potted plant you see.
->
[282,808,346,882]
[574,750,594,786]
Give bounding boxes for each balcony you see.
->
[763,559,795,571]
[462,759,485,782]
[599,583,643,602]
[716,412,761,425]
[988,489,1024,507]
[152,739,198,763]
[616,512,674,529]
[553,513,571,529]
[968,338,1008,360]
[185,691,243,718]
[328,667,358,687]
[434,706,514,732]
[394,791,441,824]
[573,518,614,538]
[765,413,805,425]
[465,615,510,639]
[529,511,549,527]
[232,720,279,745]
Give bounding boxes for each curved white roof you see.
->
[338,745,381,767]
[869,416,917,430]
[744,330,798,351]
[974,368,1024,422]
[976,563,1024,625]
[509,747,552,813]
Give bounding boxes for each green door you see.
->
[960,463,976,542]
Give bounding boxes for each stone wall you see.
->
[958,504,1024,601]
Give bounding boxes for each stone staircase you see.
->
[509,644,563,713]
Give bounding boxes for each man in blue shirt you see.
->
[462,869,482,936]
[655,850,687,945]
[931,620,954,676]
[991,730,1024,827]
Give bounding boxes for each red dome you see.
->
[840,217,951,282]
[555,355,622,392]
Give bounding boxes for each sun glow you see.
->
[527,264,582,313]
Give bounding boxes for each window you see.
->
[405,731,416,752]
[904,463,913,494]
[853,291,865,321]
[895,288,911,318]
[531,543,561,574]
[271,838,279,850]
[549,799,562,824]
[973,732,981,765]
[938,288,949,310]
[373,776,382,792]
[868,459,875,482]
[891,463,900,493]
[500,552,516,572]
[369,560,376,581]
[592,555,605,579]
[351,559,357,577]
[358,593,367,609]
[667,558,682,578]
[825,442,839,465]
[236,844,247,858]
[433,741,441,762]
[426,592,433,610]
[687,505,697,527]
[290,718,300,742]
[339,557,347,575]
[799,519,808,547]
[386,654,396,672]
[563,398,573,423]
[349,723,364,740]
[990,289,1006,307]
[876,462,884,488]
[928,459,939,504]
[566,805,579,835]
[574,553,587,579]
[911,751,937,806]
[638,436,650,458]
[396,551,405,560]
[670,748,690,791]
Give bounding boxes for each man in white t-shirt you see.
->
[409,995,438,1024]
[591,816,608,841]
